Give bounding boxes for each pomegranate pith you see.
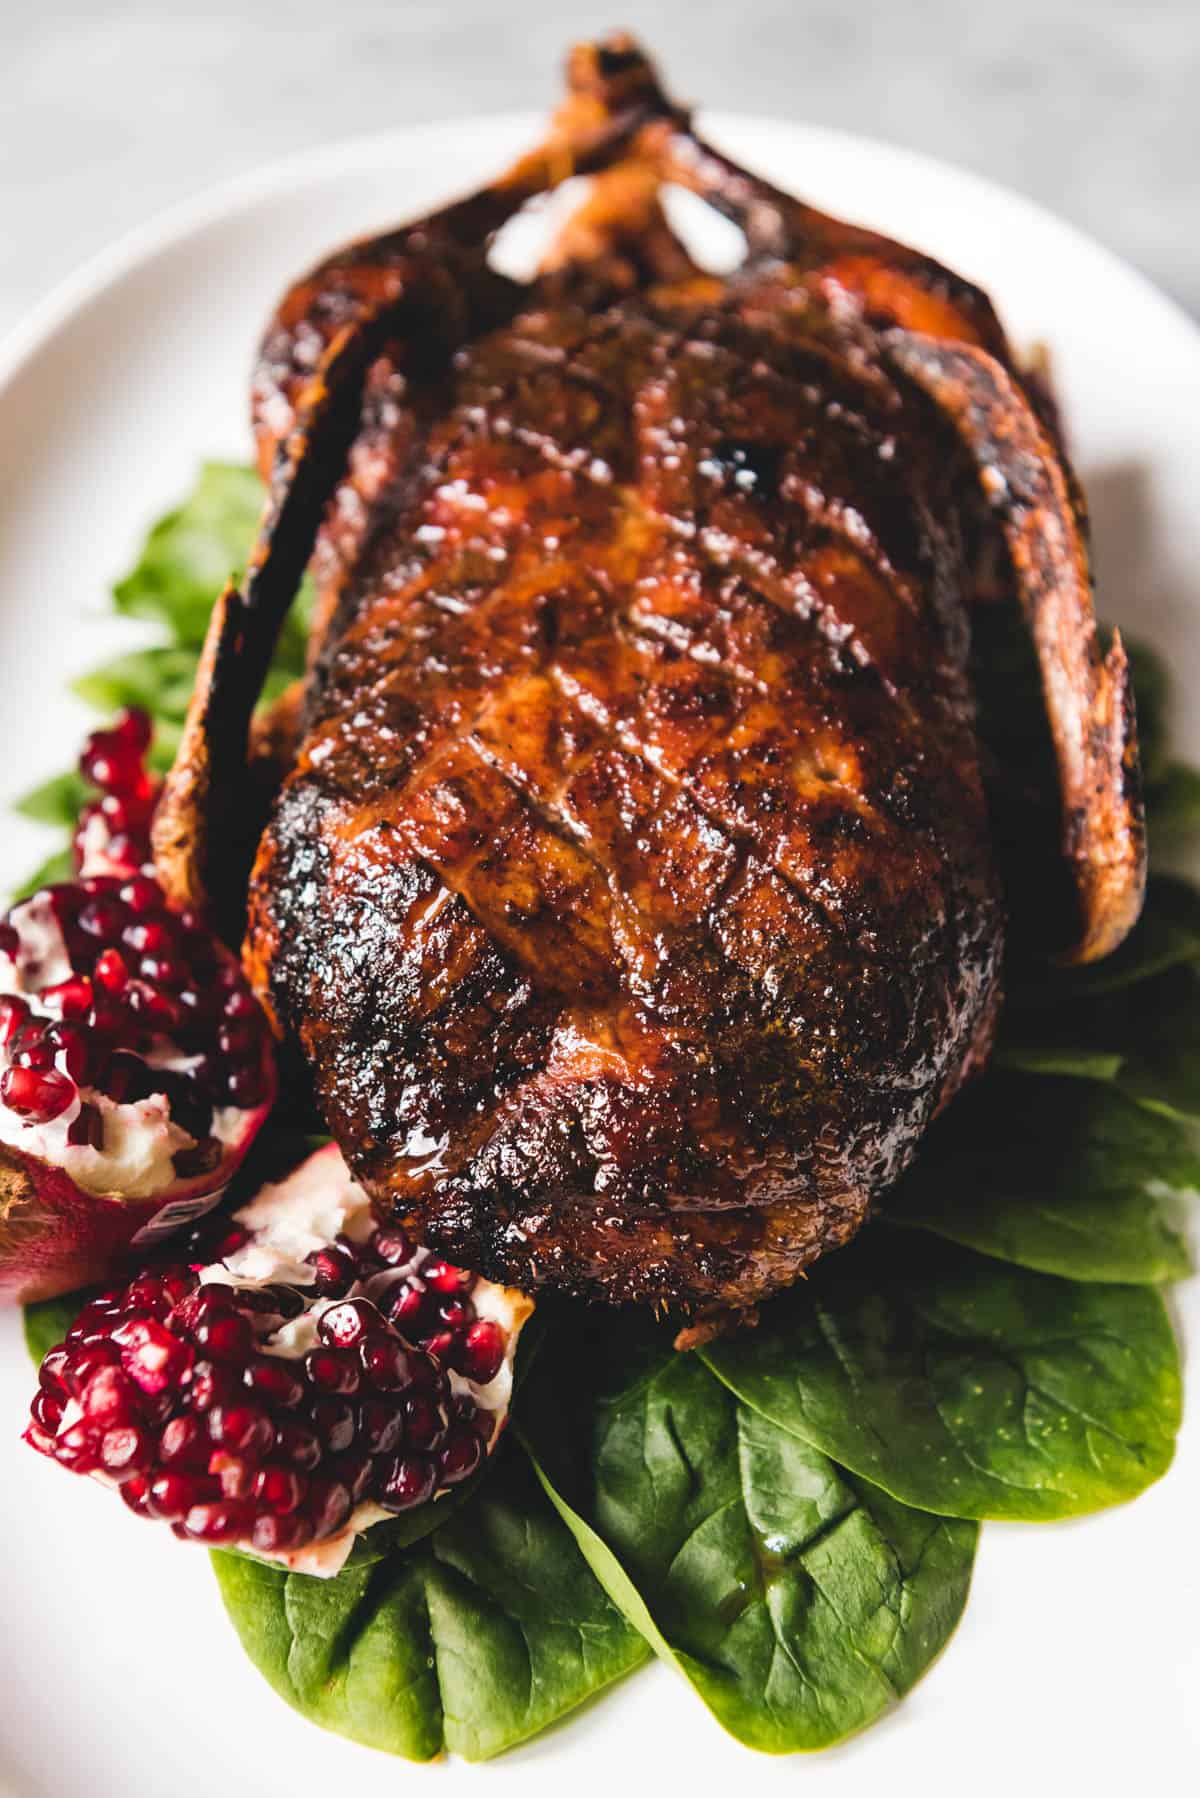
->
[23,1142,533,1576]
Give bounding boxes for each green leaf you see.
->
[520,1320,976,1753]
[890,1074,1194,1283]
[1126,637,1170,786]
[72,646,201,722]
[112,462,265,647]
[14,770,90,828]
[12,847,74,902]
[1146,760,1200,847]
[212,1444,649,1761]
[1057,875,1200,995]
[702,1232,1181,1522]
[23,1292,86,1365]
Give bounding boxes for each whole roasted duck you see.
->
[154,38,1144,1330]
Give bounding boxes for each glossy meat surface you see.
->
[245,277,1004,1313]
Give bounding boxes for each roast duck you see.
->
[153,37,1145,1335]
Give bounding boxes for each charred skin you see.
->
[159,36,1143,1325]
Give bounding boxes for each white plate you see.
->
[0,112,1197,1798]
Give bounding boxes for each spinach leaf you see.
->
[890,1074,1193,1282]
[211,1444,649,1762]
[14,770,90,829]
[112,461,263,647]
[23,1292,86,1365]
[702,1231,1180,1521]
[519,1319,976,1752]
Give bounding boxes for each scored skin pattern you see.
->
[243,248,1005,1321]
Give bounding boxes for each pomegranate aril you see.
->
[99,1423,153,1479]
[207,1403,273,1458]
[0,994,29,1044]
[146,1471,204,1520]
[359,1333,412,1391]
[171,1284,236,1330]
[41,975,93,1019]
[333,1451,373,1504]
[307,1476,353,1540]
[422,1259,476,1297]
[193,1311,254,1362]
[458,1319,506,1385]
[244,1357,304,1408]
[310,1396,355,1453]
[119,875,162,914]
[118,1319,193,1394]
[437,1298,474,1334]
[112,707,152,756]
[66,1305,122,1350]
[30,1388,63,1431]
[159,1415,207,1467]
[388,1281,428,1332]
[378,1452,436,1513]
[273,1418,323,1471]
[0,1064,76,1122]
[38,1346,71,1394]
[187,1360,240,1413]
[54,1421,101,1473]
[210,1451,256,1498]
[306,1243,358,1296]
[126,982,183,1033]
[120,1474,154,1518]
[123,919,174,957]
[439,1421,484,1486]
[93,948,129,995]
[183,1500,254,1543]
[0,923,18,960]
[316,1298,379,1348]
[223,1064,270,1109]
[81,1365,140,1426]
[63,1341,120,1392]
[11,1025,54,1072]
[305,1347,360,1395]
[23,1422,57,1458]
[370,1228,411,1267]
[420,1329,455,1362]
[358,1399,404,1456]
[77,896,128,941]
[253,1466,308,1515]
[251,1514,313,1553]
[402,1393,446,1452]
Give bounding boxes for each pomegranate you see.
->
[23,1143,533,1576]
[0,708,275,1300]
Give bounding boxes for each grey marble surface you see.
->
[1,0,1197,338]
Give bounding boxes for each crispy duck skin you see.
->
[154,37,1145,1325]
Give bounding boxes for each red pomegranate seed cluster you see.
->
[72,708,161,879]
[24,1216,508,1552]
[0,873,271,1142]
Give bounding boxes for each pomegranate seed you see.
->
[99,1423,154,1479]
[124,919,174,957]
[126,983,183,1032]
[183,1501,254,1543]
[23,1422,57,1458]
[78,896,128,940]
[439,1421,484,1486]
[378,1453,436,1513]
[54,1421,101,1473]
[11,1025,54,1071]
[422,1259,476,1297]
[44,1021,93,1083]
[316,1299,379,1348]
[207,1404,273,1458]
[273,1418,323,1470]
[458,1320,506,1384]
[334,1451,373,1503]
[224,1064,270,1109]
[30,1389,63,1431]
[118,1319,193,1394]
[119,875,162,914]
[66,1305,122,1350]
[63,1341,120,1393]
[358,1398,404,1456]
[171,1285,237,1331]
[41,975,93,1019]
[146,1471,203,1520]
[437,1297,474,1333]
[307,1476,353,1540]
[359,1333,411,1391]
[306,1244,358,1296]
[309,1396,355,1453]
[251,1514,314,1553]
[305,1348,360,1395]
[38,1346,71,1394]
[421,1329,456,1362]
[243,1357,304,1408]
[120,1474,155,1518]
[187,1361,240,1413]
[402,1394,446,1452]
[0,1064,76,1121]
[210,1451,256,1497]
[253,1467,307,1515]
[81,1365,140,1427]
[222,989,259,1021]
[372,1228,412,1267]
[388,1281,428,1331]
[159,1415,206,1467]
[112,707,153,755]
[0,995,29,1044]
[193,1311,254,1362]
[93,948,129,994]
[0,923,19,959]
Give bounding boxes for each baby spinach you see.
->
[519,1320,976,1753]
[890,1073,1194,1282]
[212,1444,649,1762]
[703,1231,1181,1521]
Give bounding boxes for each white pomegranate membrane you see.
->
[0,709,275,1300]
[25,1144,533,1577]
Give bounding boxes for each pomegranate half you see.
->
[24,1143,533,1576]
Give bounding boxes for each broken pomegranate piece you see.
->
[24,1143,532,1575]
[0,867,275,1301]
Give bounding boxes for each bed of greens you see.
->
[17,463,1199,1761]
